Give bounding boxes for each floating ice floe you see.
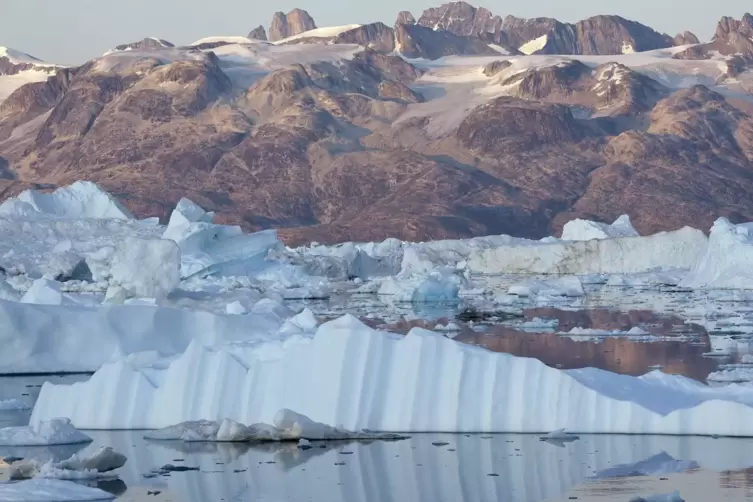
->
[508,276,584,297]
[145,409,408,442]
[0,418,91,446]
[707,368,753,383]
[539,429,579,441]
[681,218,753,289]
[0,399,30,411]
[629,492,685,502]
[561,214,639,241]
[0,479,115,502]
[8,447,127,480]
[29,315,753,435]
[378,269,463,303]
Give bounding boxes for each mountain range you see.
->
[1,2,753,244]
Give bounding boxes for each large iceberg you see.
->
[109,237,180,299]
[30,315,753,435]
[0,299,282,374]
[680,217,753,289]
[561,214,639,241]
[468,227,707,275]
[0,182,132,220]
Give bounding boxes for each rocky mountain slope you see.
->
[1,5,753,244]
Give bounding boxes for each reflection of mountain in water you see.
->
[454,308,718,381]
[76,431,753,502]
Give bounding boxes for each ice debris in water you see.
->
[144,409,409,442]
[0,418,92,446]
[8,446,127,480]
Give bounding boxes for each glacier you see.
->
[30,315,753,435]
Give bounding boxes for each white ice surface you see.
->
[0,479,114,501]
[707,368,753,383]
[680,217,753,289]
[0,182,133,221]
[468,227,707,275]
[518,35,548,55]
[0,299,283,374]
[109,237,180,299]
[0,399,30,411]
[30,315,753,435]
[274,25,362,44]
[0,418,91,446]
[562,214,639,241]
[508,276,584,297]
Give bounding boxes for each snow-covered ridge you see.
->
[30,314,753,435]
[273,24,362,44]
[189,36,262,46]
[0,181,133,220]
[0,46,44,65]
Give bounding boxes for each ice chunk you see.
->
[0,280,20,301]
[279,308,318,333]
[0,399,30,411]
[21,279,64,305]
[144,410,408,442]
[109,237,180,299]
[0,181,132,220]
[0,479,115,501]
[540,429,579,441]
[378,270,462,303]
[10,447,127,480]
[30,316,753,435]
[225,301,248,315]
[707,368,753,383]
[561,214,639,241]
[0,418,92,446]
[508,276,584,297]
[629,492,685,502]
[680,217,753,289]
[163,198,281,278]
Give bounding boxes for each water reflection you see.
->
[47,432,753,502]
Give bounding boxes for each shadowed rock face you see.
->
[269,9,317,42]
[248,25,268,41]
[673,31,700,45]
[113,38,174,52]
[414,3,673,55]
[395,11,416,25]
[675,14,753,60]
[4,14,753,246]
[394,23,499,59]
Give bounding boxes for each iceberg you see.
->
[680,218,753,289]
[0,298,282,374]
[163,198,282,278]
[30,315,753,436]
[0,399,30,411]
[0,479,115,502]
[561,214,639,241]
[0,418,92,446]
[468,227,707,275]
[0,182,132,220]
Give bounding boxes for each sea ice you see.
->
[30,315,753,435]
[0,479,115,502]
[20,279,65,305]
[508,276,584,297]
[629,492,685,502]
[0,399,30,411]
[0,418,92,446]
[707,368,753,383]
[145,409,407,442]
[9,447,127,480]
